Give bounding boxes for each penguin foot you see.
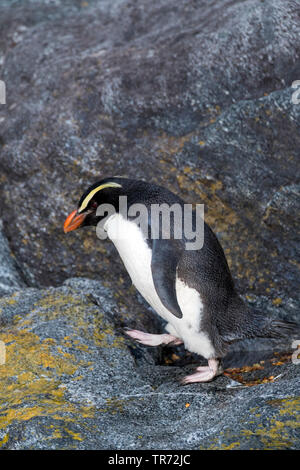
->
[181,359,222,384]
[124,329,182,347]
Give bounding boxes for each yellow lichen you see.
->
[0,433,9,447]
[0,294,100,431]
[201,397,299,450]
[64,428,83,441]
[0,287,129,435]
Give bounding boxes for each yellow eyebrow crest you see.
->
[78,182,122,213]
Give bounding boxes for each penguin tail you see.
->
[246,310,300,341]
[261,318,300,339]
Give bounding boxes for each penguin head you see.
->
[63,177,124,232]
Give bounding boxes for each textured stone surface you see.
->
[0,0,299,309]
[0,279,299,450]
[0,0,299,449]
[0,220,26,296]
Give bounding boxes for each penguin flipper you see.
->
[151,238,183,319]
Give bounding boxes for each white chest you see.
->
[104,214,174,322]
[103,214,214,358]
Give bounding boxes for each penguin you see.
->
[63,177,297,384]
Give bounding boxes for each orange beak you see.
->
[63,209,87,233]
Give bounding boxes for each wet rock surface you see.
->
[0,0,299,449]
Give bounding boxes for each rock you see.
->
[0,0,299,450]
[0,0,299,316]
[0,220,26,296]
[0,278,298,449]
[0,278,154,449]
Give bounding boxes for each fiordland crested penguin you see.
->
[63,177,297,384]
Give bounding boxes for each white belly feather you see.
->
[104,214,215,358]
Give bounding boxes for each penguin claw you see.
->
[124,328,160,346]
[124,328,182,347]
[167,338,183,347]
[180,371,215,384]
[179,378,193,386]
[180,360,221,384]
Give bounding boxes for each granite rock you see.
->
[0,0,299,311]
[0,0,299,450]
[0,278,298,450]
[0,220,26,296]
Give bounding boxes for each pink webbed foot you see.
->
[124,329,182,347]
[181,358,222,385]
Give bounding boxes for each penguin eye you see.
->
[90,201,98,209]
